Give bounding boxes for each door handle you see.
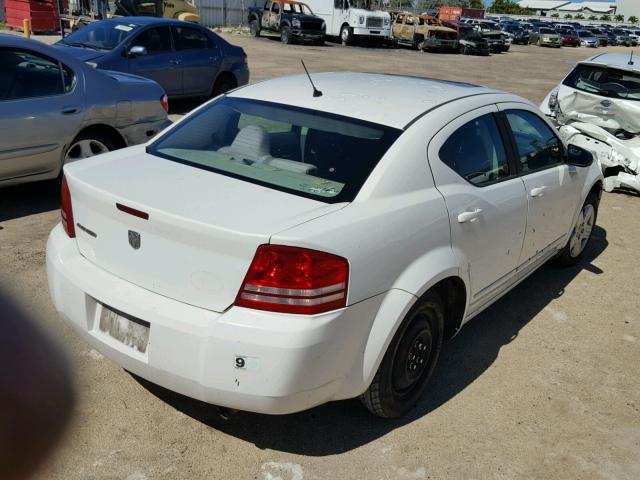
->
[530,186,547,197]
[457,208,483,223]
[169,59,182,65]
[61,106,81,115]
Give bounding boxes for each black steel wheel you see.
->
[360,291,444,418]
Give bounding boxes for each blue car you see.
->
[54,17,249,99]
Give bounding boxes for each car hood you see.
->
[53,44,108,62]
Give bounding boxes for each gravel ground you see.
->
[1,31,639,480]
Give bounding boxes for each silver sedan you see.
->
[0,34,171,188]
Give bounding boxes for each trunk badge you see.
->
[128,230,141,250]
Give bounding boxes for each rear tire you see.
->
[211,74,237,97]
[65,130,117,164]
[554,193,599,267]
[360,291,444,418]
[250,19,260,37]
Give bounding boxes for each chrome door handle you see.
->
[530,186,547,197]
[457,208,483,223]
[169,59,181,65]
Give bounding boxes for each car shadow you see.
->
[0,180,59,223]
[133,225,608,456]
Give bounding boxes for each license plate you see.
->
[99,305,150,354]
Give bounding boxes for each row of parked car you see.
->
[483,16,640,49]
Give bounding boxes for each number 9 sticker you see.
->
[234,356,259,370]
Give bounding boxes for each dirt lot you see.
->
[1,33,640,479]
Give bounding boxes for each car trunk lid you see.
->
[65,147,345,312]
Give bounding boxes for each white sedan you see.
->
[47,73,603,418]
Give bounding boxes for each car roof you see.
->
[229,72,501,129]
[583,52,640,74]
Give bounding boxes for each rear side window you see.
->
[131,27,172,53]
[505,110,563,172]
[173,27,212,50]
[0,48,74,101]
[439,113,510,187]
[148,97,401,203]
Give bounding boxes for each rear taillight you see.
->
[243,52,248,65]
[235,245,349,315]
[60,176,75,238]
[160,94,169,113]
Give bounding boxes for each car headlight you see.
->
[548,87,559,110]
[384,16,390,25]
[359,16,365,24]
[292,18,301,28]
[85,61,97,68]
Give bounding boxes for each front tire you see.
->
[554,193,599,267]
[360,292,444,418]
[250,19,260,37]
[340,25,351,44]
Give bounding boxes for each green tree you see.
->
[600,14,611,21]
[615,14,624,22]
[575,13,584,19]
[564,13,573,19]
[550,13,559,18]
[487,0,530,14]
[629,16,639,24]
[469,0,484,9]
[588,15,597,20]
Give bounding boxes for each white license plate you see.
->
[99,305,150,354]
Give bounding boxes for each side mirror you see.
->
[128,45,147,57]
[567,144,594,167]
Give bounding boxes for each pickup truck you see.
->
[248,0,326,45]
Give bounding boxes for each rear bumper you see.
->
[119,119,172,146]
[46,224,387,414]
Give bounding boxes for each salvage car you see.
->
[443,20,490,56]
[531,27,562,47]
[0,34,170,188]
[482,30,509,53]
[54,17,249,99]
[47,72,603,418]
[248,0,326,45]
[391,12,458,52]
[541,53,640,194]
[500,23,529,45]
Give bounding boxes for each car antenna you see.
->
[301,60,322,97]
[629,50,635,66]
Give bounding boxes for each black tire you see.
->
[360,291,444,418]
[60,129,119,182]
[250,19,260,37]
[340,24,351,45]
[554,193,599,267]
[211,75,237,97]
[281,26,292,44]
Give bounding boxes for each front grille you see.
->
[366,17,383,28]
[300,21,322,31]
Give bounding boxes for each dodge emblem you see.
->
[128,230,141,250]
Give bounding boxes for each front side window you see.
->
[505,110,562,172]
[148,97,401,203]
[0,48,73,101]
[563,64,640,101]
[439,113,510,187]
[173,27,212,50]
[131,27,172,53]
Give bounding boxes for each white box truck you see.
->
[304,0,391,44]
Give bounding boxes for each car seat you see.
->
[219,125,271,163]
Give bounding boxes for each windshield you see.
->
[148,97,401,203]
[347,0,375,9]
[59,22,139,50]
[578,31,592,37]
[564,65,640,101]
[540,28,554,34]
[283,2,314,15]
[461,27,481,40]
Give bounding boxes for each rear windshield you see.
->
[148,97,402,203]
[58,21,140,50]
[563,64,640,101]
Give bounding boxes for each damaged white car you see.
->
[541,53,640,194]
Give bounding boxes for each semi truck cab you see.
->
[304,0,391,43]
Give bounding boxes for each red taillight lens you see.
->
[160,94,169,113]
[60,176,75,238]
[243,52,248,65]
[235,245,349,315]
